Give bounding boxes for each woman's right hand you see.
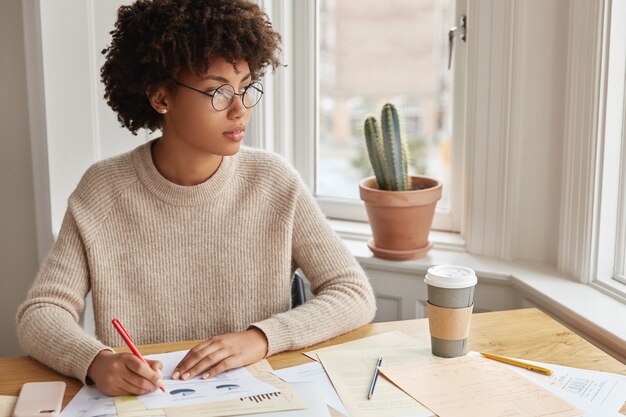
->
[87,350,163,396]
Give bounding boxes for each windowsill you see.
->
[329,219,467,252]
[329,219,626,363]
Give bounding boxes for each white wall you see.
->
[40,0,146,236]
[0,0,39,356]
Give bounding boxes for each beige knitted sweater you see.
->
[16,140,376,383]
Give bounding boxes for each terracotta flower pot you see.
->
[359,175,442,260]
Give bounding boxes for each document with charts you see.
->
[137,350,280,409]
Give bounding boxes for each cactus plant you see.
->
[363,103,411,191]
[360,103,442,260]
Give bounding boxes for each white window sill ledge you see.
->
[329,219,626,363]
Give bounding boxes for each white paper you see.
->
[469,353,626,416]
[511,368,625,417]
[516,359,626,412]
[528,378,624,417]
[0,396,17,417]
[60,385,118,417]
[138,351,280,409]
[144,350,188,381]
[272,361,350,417]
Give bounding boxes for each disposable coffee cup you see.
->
[424,265,477,358]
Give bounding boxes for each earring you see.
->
[160,109,167,114]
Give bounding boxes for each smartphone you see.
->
[12,381,66,417]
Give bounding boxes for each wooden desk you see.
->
[1,308,625,414]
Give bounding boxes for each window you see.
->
[594,0,626,298]
[313,0,464,231]
[604,91,626,290]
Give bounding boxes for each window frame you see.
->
[615,146,626,287]
[591,0,626,300]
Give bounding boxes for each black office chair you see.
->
[291,270,307,308]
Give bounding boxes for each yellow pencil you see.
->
[480,352,553,376]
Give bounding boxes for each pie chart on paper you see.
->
[170,388,196,397]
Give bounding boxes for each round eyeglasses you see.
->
[175,81,264,112]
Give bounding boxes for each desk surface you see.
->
[1,308,625,413]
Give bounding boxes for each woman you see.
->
[17,0,376,396]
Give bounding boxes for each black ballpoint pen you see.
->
[368,356,383,399]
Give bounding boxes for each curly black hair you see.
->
[101,0,282,134]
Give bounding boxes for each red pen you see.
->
[111,318,166,392]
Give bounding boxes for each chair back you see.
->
[291,271,307,308]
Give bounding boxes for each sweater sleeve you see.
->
[251,182,377,355]
[16,208,113,383]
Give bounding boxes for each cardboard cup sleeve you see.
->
[427,302,474,340]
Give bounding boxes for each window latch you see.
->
[448,15,466,69]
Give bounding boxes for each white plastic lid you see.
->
[424,265,477,289]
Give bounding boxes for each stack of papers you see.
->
[378,351,626,417]
[161,360,307,417]
[293,331,438,417]
[60,351,314,417]
[316,347,435,417]
[113,381,329,417]
[270,332,626,417]
[379,354,582,417]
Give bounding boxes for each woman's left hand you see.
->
[171,328,269,380]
